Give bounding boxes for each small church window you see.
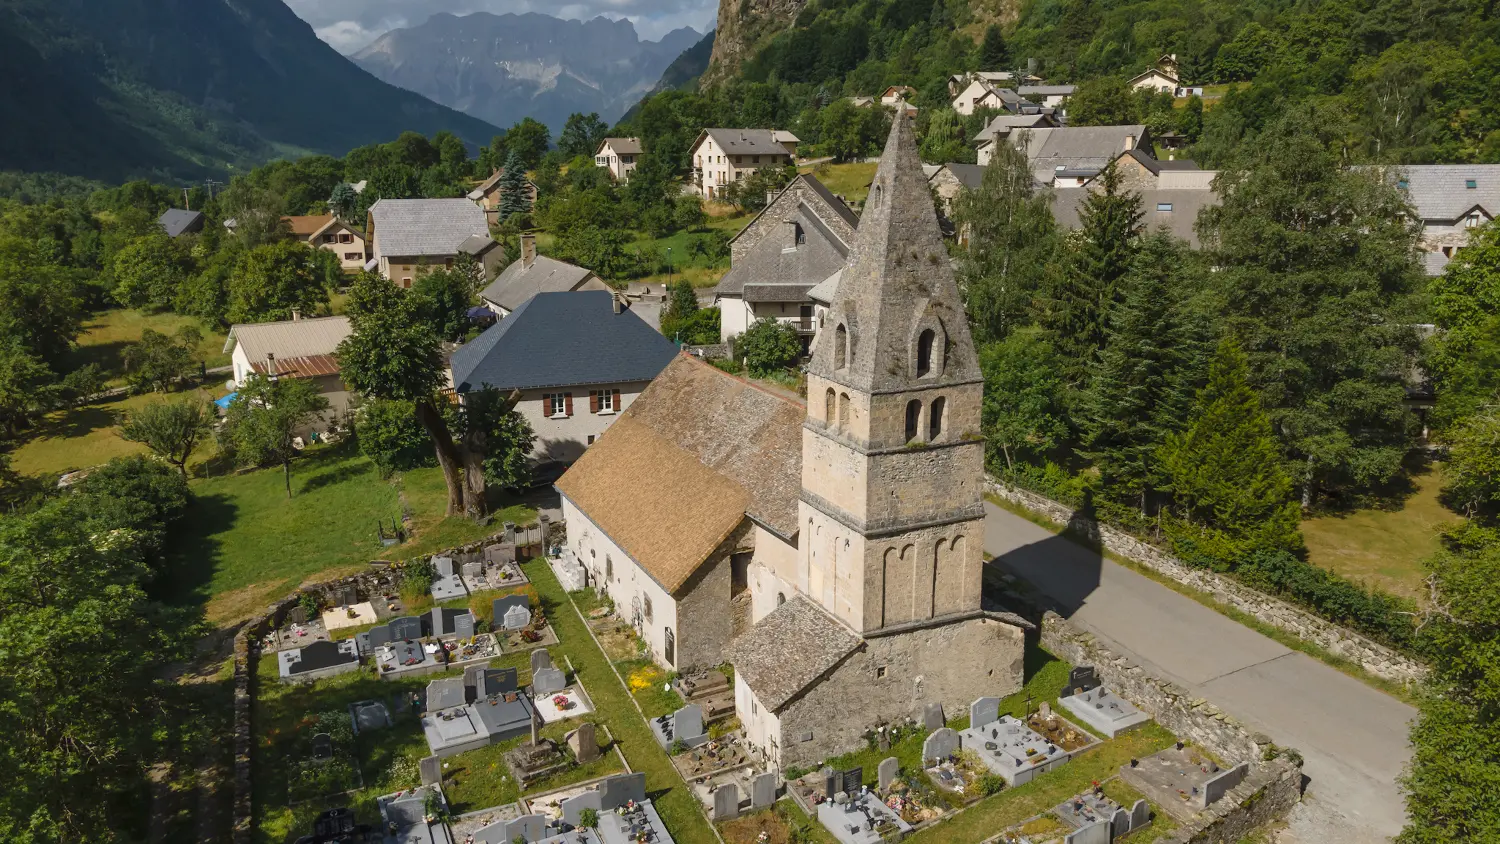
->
[777,592,786,606]
[834,324,848,369]
[916,329,935,377]
[838,393,851,429]
[825,388,836,427]
[905,400,921,443]
[930,397,946,440]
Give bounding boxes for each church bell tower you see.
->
[798,115,988,634]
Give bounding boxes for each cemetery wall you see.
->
[1040,612,1303,844]
[229,531,515,844]
[987,479,1425,686]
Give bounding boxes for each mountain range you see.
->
[352,13,701,133]
[0,0,499,182]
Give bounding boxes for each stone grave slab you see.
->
[532,667,568,695]
[1120,746,1238,824]
[1112,808,1132,838]
[504,812,547,842]
[560,790,602,827]
[877,757,899,792]
[1053,788,1126,831]
[752,772,777,809]
[922,727,959,764]
[566,722,601,763]
[430,558,469,602]
[713,782,740,820]
[598,772,646,810]
[1065,821,1111,844]
[1131,799,1150,828]
[596,798,670,844]
[651,703,708,750]
[1202,763,1249,807]
[322,601,377,631]
[454,613,477,639]
[970,696,1001,730]
[349,700,392,733]
[815,790,912,844]
[958,715,1069,786]
[921,702,944,731]
[1059,685,1151,738]
[310,733,333,760]
[536,687,594,724]
[493,595,531,630]
[530,649,553,674]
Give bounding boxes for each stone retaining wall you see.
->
[229,531,515,844]
[1040,613,1303,843]
[988,479,1425,686]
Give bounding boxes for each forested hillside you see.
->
[0,0,500,182]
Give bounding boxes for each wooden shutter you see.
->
[589,391,599,414]
[564,393,573,417]
[542,394,552,416]
[612,389,621,410]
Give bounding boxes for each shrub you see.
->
[737,317,802,376]
[578,808,599,829]
[354,398,432,477]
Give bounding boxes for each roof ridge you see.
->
[678,353,807,408]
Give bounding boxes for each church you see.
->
[555,116,1027,768]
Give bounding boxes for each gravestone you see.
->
[533,667,567,695]
[752,772,777,808]
[310,733,334,760]
[366,625,393,648]
[505,813,546,843]
[480,667,518,697]
[1200,763,1249,808]
[560,790,602,827]
[713,782,740,821]
[598,772,646,810]
[840,767,863,797]
[433,557,456,578]
[338,586,358,606]
[462,561,483,579]
[493,595,531,630]
[419,755,442,786]
[454,613,477,639]
[390,616,423,641]
[922,727,959,763]
[503,604,532,630]
[288,606,307,624]
[921,702,945,731]
[674,704,704,741]
[877,757,899,791]
[464,664,487,690]
[1111,808,1131,838]
[1061,666,1100,697]
[970,696,1001,729]
[1130,799,1150,828]
[567,722,600,763]
[822,768,838,800]
[530,649,553,674]
[1065,821,1111,844]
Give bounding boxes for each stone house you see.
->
[970,113,1060,165]
[1051,149,1219,248]
[479,235,611,318]
[224,314,355,421]
[367,198,503,287]
[285,214,369,273]
[468,169,541,226]
[1128,54,1181,94]
[1367,164,1500,275]
[559,117,1028,770]
[713,174,859,346]
[449,290,677,466]
[594,138,643,182]
[689,129,801,200]
[980,124,1152,183]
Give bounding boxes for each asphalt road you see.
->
[983,500,1416,841]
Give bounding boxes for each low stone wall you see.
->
[229,531,515,844]
[988,479,1425,686]
[683,343,731,361]
[1040,613,1302,843]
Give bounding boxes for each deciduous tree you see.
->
[223,374,330,498]
[226,240,337,323]
[119,397,213,478]
[737,317,801,375]
[123,326,201,394]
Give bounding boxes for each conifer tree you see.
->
[497,150,532,222]
[1160,336,1302,560]
[978,24,1010,69]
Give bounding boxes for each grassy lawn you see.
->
[799,162,878,204]
[67,308,230,384]
[172,443,534,625]
[624,214,749,290]
[1302,466,1459,600]
[7,382,220,477]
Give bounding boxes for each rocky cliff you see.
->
[700,0,807,88]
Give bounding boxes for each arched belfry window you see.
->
[905,400,921,443]
[834,324,848,369]
[838,393,851,429]
[824,388,836,426]
[930,397,946,440]
[916,329,935,377]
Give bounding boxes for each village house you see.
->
[284,214,369,273]
[946,71,1041,98]
[1017,84,1077,110]
[1128,53,1182,94]
[558,117,1028,768]
[689,129,801,200]
[223,313,355,420]
[1370,164,1500,275]
[479,234,610,318]
[879,86,919,116]
[449,290,678,466]
[712,174,859,347]
[594,137,644,182]
[366,198,503,287]
[978,123,1152,184]
[467,168,540,226]
[952,78,1025,116]
[1052,149,1219,247]
[158,208,204,238]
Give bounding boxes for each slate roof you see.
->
[1052,188,1219,248]
[744,283,817,303]
[556,355,804,592]
[1386,164,1500,222]
[717,175,857,298]
[807,270,841,304]
[1423,250,1450,277]
[227,316,352,367]
[1018,84,1077,97]
[369,199,490,259]
[158,208,204,238]
[973,114,1058,142]
[1007,125,1150,183]
[479,253,601,312]
[598,137,643,155]
[450,291,677,393]
[726,597,862,712]
[935,163,986,190]
[696,129,800,155]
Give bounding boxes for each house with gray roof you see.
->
[594,137,644,182]
[158,208,205,238]
[689,128,801,200]
[1018,84,1077,109]
[450,290,678,465]
[479,235,610,317]
[1367,164,1500,275]
[713,174,859,346]
[366,198,502,287]
[978,124,1152,185]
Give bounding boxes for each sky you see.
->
[285,0,718,53]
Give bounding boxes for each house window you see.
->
[930,397,946,440]
[905,400,921,442]
[344,252,361,260]
[644,596,653,623]
[323,234,337,244]
[777,592,786,606]
[754,156,761,164]
[916,329,935,377]
[1467,213,1483,228]
[587,435,596,445]
[1466,179,1479,189]
[339,233,353,244]
[599,390,615,412]
[546,393,572,418]
[401,277,412,288]
[752,699,758,715]
[1156,202,1174,212]
[606,555,613,581]
[664,627,675,666]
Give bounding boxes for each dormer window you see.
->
[1467,212,1483,228]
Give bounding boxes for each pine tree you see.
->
[1160,337,1302,560]
[978,24,1010,69]
[1043,162,1143,385]
[497,151,532,223]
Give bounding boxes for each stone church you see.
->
[556,116,1027,769]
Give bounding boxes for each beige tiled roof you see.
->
[727,596,862,712]
[284,214,333,236]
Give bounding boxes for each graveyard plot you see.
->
[675,666,737,727]
[717,801,829,844]
[1118,745,1246,825]
[1100,779,1178,842]
[617,657,687,719]
[439,719,626,814]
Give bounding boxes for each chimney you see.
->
[612,293,624,314]
[1124,134,1136,152]
[520,233,536,269]
[291,308,301,322]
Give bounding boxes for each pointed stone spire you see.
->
[809,114,981,393]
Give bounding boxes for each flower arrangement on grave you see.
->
[552,694,574,710]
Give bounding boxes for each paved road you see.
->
[983,501,1416,842]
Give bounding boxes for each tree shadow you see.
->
[299,460,374,494]
[156,490,238,612]
[29,403,121,440]
[1310,450,1433,516]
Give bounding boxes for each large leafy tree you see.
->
[409,265,475,343]
[1442,413,1500,521]
[223,374,330,498]
[119,397,213,478]
[558,112,609,159]
[501,118,552,171]
[226,240,337,323]
[980,328,1070,472]
[111,232,193,310]
[123,326,201,394]
[1427,223,1500,428]
[1199,104,1424,506]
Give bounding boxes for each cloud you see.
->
[286,0,715,52]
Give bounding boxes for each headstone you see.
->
[533,666,567,695]
[560,790,602,827]
[480,667,519,697]
[922,727,959,763]
[390,616,423,641]
[464,664,486,690]
[598,772,646,810]
[503,604,532,630]
[366,625,394,648]
[674,704,704,740]
[462,561,483,579]
[504,813,547,843]
[713,783,740,821]
[493,595,531,629]
[822,768,838,800]
[921,702,945,731]
[1111,808,1131,838]
[970,696,1001,729]
[567,722,600,763]
[1200,763,1249,808]
[454,613,477,639]
[1065,821,1111,844]
[338,586,358,606]
[433,556,456,578]
[1130,799,1150,828]
[310,733,334,760]
[1061,665,1100,697]
[288,606,307,624]
[419,755,442,786]
[840,767,863,797]
[751,772,777,808]
[877,757,899,791]
[530,649,553,674]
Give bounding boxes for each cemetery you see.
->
[448,772,674,844]
[492,593,561,653]
[460,539,530,593]
[547,548,588,592]
[1119,744,1247,824]
[420,667,536,757]
[278,639,362,683]
[377,784,455,844]
[430,556,470,602]
[1057,667,1152,739]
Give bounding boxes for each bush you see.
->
[354,398,433,477]
[737,317,802,376]
[1233,548,1421,652]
